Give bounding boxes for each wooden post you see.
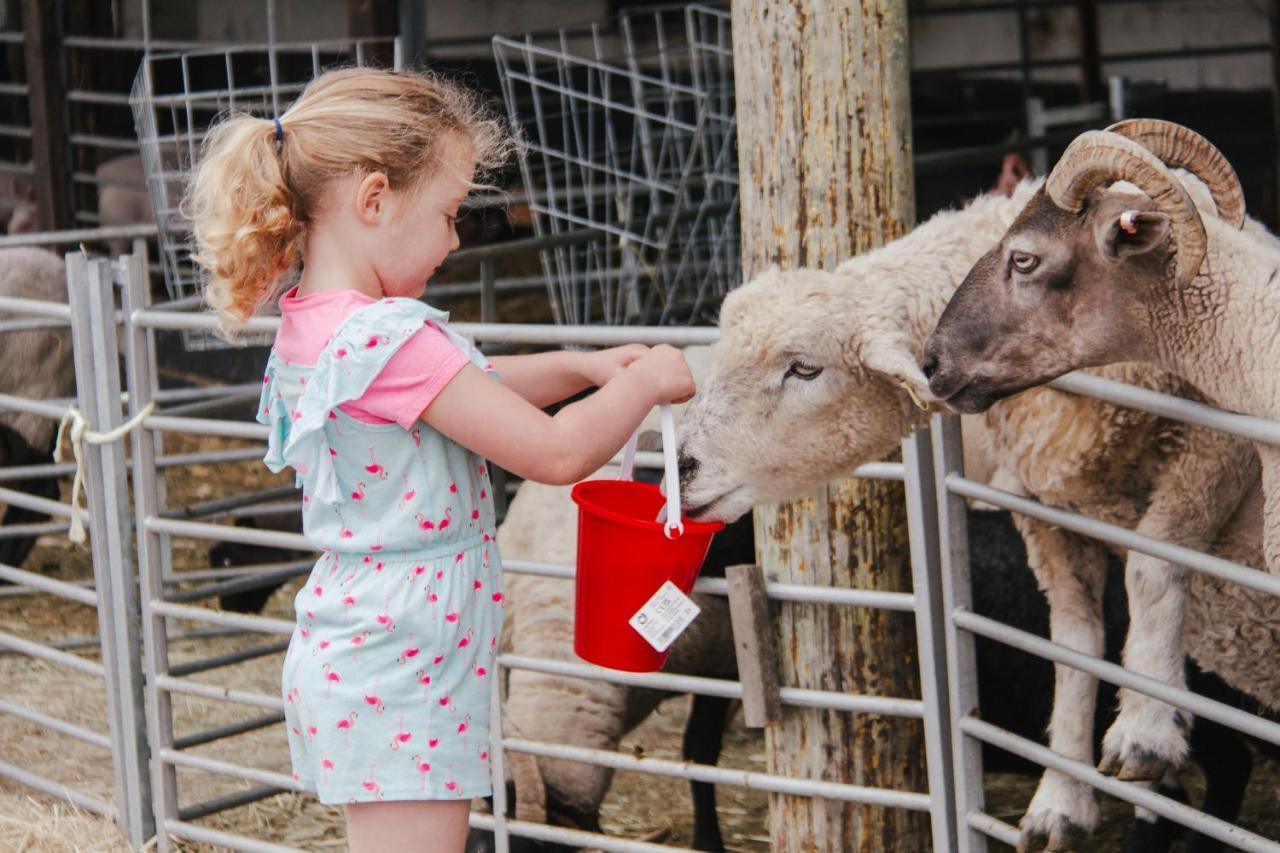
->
[726,563,781,728]
[732,3,928,851]
[22,0,71,232]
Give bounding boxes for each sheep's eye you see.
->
[1010,251,1039,274]
[784,361,823,381]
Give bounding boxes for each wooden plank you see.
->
[725,563,781,728]
[733,2,928,851]
[22,0,70,231]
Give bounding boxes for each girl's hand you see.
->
[630,344,696,405]
[584,344,650,387]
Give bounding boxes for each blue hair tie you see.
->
[273,117,284,143]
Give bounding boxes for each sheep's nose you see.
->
[677,451,699,487]
[921,351,939,381]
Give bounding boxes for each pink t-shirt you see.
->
[274,286,469,429]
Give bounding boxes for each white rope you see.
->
[53,401,157,544]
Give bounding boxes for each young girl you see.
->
[187,68,694,852]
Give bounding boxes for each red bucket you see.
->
[570,407,724,672]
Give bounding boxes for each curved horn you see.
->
[1046,130,1206,285]
[1107,118,1245,229]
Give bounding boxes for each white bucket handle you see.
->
[618,404,683,540]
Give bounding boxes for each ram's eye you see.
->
[1011,251,1039,274]
[784,361,823,381]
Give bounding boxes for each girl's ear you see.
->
[355,172,391,225]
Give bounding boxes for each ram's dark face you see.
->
[922,187,1170,413]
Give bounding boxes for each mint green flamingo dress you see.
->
[259,298,504,804]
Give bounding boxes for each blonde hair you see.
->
[185,67,512,337]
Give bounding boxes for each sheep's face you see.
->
[923,187,1168,413]
[678,268,913,523]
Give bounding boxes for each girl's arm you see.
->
[487,344,649,408]
[421,345,693,486]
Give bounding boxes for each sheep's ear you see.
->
[1097,209,1171,261]
[859,336,935,405]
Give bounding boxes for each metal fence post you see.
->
[120,251,180,852]
[66,252,154,846]
[901,424,958,852]
[931,413,987,852]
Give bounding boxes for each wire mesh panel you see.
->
[494,4,738,327]
[129,37,399,348]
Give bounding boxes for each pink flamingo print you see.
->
[478,464,487,476]
[376,597,395,632]
[365,448,388,480]
[327,409,345,436]
[449,482,458,494]
[438,694,455,713]
[407,564,426,585]
[433,654,445,666]
[391,715,413,750]
[492,592,505,604]
[457,628,475,650]
[415,668,431,702]
[336,711,358,747]
[411,427,422,447]
[474,663,487,678]
[428,736,440,749]
[444,776,460,796]
[350,629,371,662]
[351,481,367,502]
[445,611,460,624]
[457,713,472,748]
[471,507,480,522]
[438,508,453,531]
[361,764,383,799]
[342,593,357,622]
[397,635,420,665]
[365,333,390,349]
[425,585,439,605]
[306,713,318,743]
[321,663,341,696]
[312,584,324,598]
[415,513,435,535]
[312,637,331,657]
[364,679,385,713]
[321,756,335,777]
[411,754,431,791]
[480,488,487,500]
[399,475,416,508]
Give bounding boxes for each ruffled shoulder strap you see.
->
[278,298,450,503]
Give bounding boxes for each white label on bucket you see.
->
[629,581,701,653]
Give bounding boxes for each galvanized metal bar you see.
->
[964,811,1021,847]
[161,484,298,520]
[0,391,71,420]
[0,223,157,248]
[165,819,301,853]
[167,565,307,606]
[501,558,917,610]
[0,759,116,818]
[176,784,287,822]
[159,748,304,792]
[167,639,291,678]
[901,425,958,852]
[0,460,74,481]
[0,697,111,749]
[150,600,295,636]
[154,382,263,404]
[156,446,266,469]
[0,317,70,332]
[165,558,314,585]
[0,294,71,319]
[0,627,107,677]
[172,712,284,751]
[931,414,987,853]
[961,718,1280,851]
[120,249,181,853]
[71,253,153,845]
[499,653,925,717]
[144,414,269,441]
[154,675,284,713]
[0,561,98,605]
[1050,370,1280,448]
[954,609,1280,747]
[504,737,932,810]
[0,520,69,540]
[947,476,1280,600]
[0,482,75,519]
[147,516,310,552]
[468,813,692,853]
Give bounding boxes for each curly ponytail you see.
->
[185,68,513,339]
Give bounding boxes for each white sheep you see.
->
[0,249,74,568]
[676,174,1280,851]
